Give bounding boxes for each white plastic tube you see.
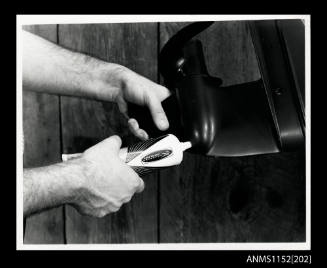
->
[62,134,191,176]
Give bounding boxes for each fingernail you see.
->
[143,132,149,140]
[159,118,168,129]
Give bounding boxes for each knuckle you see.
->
[110,206,120,213]
[143,92,152,106]
[126,197,132,203]
[90,210,106,218]
[112,200,123,208]
[131,178,141,190]
[121,195,132,203]
[97,210,107,218]
[126,170,140,185]
[109,202,122,212]
[111,135,122,145]
[133,177,141,187]
[139,181,145,192]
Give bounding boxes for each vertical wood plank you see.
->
[58,23,158,243]
[23,25,64,243]
[159,21,305,242]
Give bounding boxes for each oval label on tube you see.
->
[142,149,173,163]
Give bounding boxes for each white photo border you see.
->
[16,14,311,250]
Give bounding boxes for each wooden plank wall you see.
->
[58,23,158,243]
[23,25,64,243]
[23,21,305,243]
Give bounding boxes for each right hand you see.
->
[71,135,144,218]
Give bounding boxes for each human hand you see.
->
[110,67,171,140]
[93,63,170,140]
[22,31,170,140]
[71,135,144,218]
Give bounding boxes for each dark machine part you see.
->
[248,20,305,151]
[128,20,305,157]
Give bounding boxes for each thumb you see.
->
[146,94,169,131]
[100,135,122,155]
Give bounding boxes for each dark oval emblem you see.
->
[142,149,173,163]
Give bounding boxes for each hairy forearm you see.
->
[23,159,84,217]
[22,30,126,101]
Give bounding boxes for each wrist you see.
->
[87,62,130,102]
[62,158,89,205]
[23,160,88,216]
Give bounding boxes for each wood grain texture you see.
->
[58,23,158,243]
[22,21,305,244]
[23,25,64,244]
[159,21,305,242]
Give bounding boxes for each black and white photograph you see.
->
[16,15,310,253]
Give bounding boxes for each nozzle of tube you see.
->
[180,141,192,151]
